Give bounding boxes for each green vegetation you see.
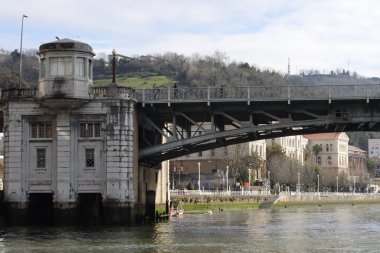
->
[181,202,262,213]
[93,75,176,88]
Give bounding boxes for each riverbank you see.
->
[170,195,273,213]
[170,193,380,213]
[274,199,380,207]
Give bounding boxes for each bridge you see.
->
[3,38,380,226]
[3,84,380,166]
[135,84,380,165]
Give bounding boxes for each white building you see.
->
[266,135,308,165]
[304,133,349,175]
[368,139,380,159]
[1,39,156,225]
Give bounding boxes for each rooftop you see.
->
[304,133,341,140]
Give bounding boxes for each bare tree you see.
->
[312,144,322,164]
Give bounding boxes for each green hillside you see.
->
[93,75,176,88]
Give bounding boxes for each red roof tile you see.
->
[303,133,341,139]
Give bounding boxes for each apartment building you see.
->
[304,133,349,175]
[266,135,308,165]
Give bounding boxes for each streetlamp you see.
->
[297,172,300,193]
[19,14,28,88]
[248,168,252,191]
[336,176,339,194]
[317,174,320,193]
[179,166,182,187]
[226,165,229,192]
[172,167,176,190]
[198,162,201,193]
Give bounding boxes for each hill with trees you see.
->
[1,48,379,150]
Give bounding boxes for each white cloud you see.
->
[2,0,380,77]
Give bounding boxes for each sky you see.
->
[1,0,380,77]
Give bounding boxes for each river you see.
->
[1,204,380,252]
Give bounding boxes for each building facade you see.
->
[266,135,308,165]
[169,139,266,190]
[348,145,367,177]
[368,139,380,159]
[304,133,349,175]
[2,39,158,225]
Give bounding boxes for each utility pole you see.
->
[19,14,28,88]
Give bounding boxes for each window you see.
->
[37,148,46,168]
[80,123,101,138]
[327,156,332,165]
[317,156,322,165]
[211,149,215,157]
[85,148,95,167]
[330,144,333,152]
[75,57,85,77]
[110,107,119,124]
[31,123,52,138]
[326,144,329,152]
[49,57,73,76]
[88,59,93,79]
[40,58,46,78]
[198,151,203,157]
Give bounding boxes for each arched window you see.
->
[330,144,333,151]
[326,144,329,152]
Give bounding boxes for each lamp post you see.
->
[297,172,300,193]
[226,165,229,192]
[336,176,339,194]
[248,168,252,191]
[179,166,182,187]
[198,162,201,193]
[19,14,28,88]
[172,167,176,190]
[317,174,320,193]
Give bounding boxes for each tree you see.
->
[224,144,248,186]
[266,143,286,160]
[266,143,291,188]
[303,146,312,162]
[312,144,323,164]
[367,159,377,177]
[241,151,263,183]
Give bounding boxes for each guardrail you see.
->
[2,84,380,103]
[135,84,380,105]
[1,88,36,100]
[170,189,271,196]
[280,191,378,196]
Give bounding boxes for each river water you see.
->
[1,204,380,252]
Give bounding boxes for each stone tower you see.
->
[2,39,142,225]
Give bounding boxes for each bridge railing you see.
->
[136,84,380,104]
[1,88,36,100]
[91,86,135,99]
[170,189,271,196]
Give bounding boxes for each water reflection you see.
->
[1,205,380,252]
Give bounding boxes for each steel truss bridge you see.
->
[136,84,380,165]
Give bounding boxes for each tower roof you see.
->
[38,38,95,55]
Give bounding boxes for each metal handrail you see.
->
[1,84,379,102]
[135,84,380,104]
